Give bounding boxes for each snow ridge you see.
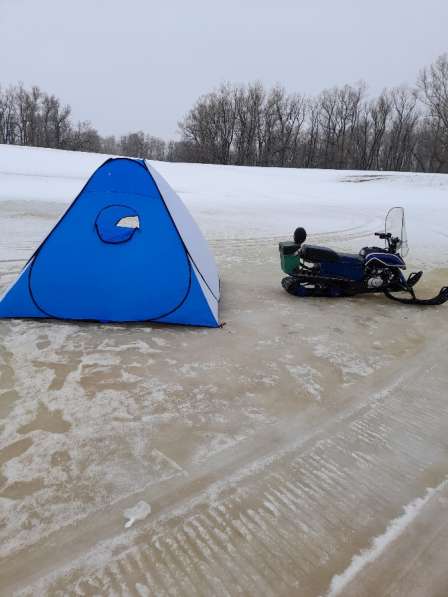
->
[327,479,448,596]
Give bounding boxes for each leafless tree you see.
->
[180,84,238,164]
[119,131,166,159]
[0,85,16,144]
[69,121,102,153]
[381,87,419,171]
[417,54,448,171]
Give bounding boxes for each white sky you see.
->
[1,0,447,140]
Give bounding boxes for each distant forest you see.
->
[1,54,448,173]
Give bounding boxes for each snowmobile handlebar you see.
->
[374,231,400,253]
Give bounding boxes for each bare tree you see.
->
[69,121,102,153]
[382,87,419,171]
[350,93,391,170]
[0,85,17,144]
[180,84,238,164]
[101,135,119,154]
[233,82,264,165]
[417,54,448,171]
[119,131,166,159]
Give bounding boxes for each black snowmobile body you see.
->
[279,207,448,306]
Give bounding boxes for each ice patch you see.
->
[135,583,151,596]
[96,339,162,354]
[310,335,374,383]
[123,500,152,529]
[260,375,278,386]
[286,364,322,400]
[192,431,246,465]
[179,361,222,377]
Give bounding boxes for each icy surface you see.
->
[0,145,448,595]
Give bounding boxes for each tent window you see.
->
[116,215,140,229]
[95,205,140,244]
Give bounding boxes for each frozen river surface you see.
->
[1,146,448,596]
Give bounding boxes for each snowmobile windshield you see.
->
[385,207,409,257]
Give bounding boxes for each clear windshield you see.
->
[385,207,409,257]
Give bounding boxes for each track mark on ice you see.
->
[326,478,448,596]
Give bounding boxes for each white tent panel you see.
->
[147,161,220,301]
[190,259,219,325]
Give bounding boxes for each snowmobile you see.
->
[279,207,448,306]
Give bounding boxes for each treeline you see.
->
[0,84,168,159]
[179,54,448,173]
[1,54,448,172]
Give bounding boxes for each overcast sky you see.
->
[1,0,447,140]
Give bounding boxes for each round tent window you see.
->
[95,205,140,244]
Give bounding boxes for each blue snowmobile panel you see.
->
[319,253,364,281]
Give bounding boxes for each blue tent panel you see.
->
[158,266,219,328]
[0,158,219,327]
[0,264,45,318]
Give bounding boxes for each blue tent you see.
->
[0,158,220,327]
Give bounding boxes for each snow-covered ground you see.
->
[1,144,448,264]
[1,145,448,596]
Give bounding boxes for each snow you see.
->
[0,145,105,203]
[123,500,152,528]
[327,479,448,596]
[1,144,448,266]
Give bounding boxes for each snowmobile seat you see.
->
[300,247,364,280]
[300,245,339,263]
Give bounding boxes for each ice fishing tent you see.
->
[0,158,220,327]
